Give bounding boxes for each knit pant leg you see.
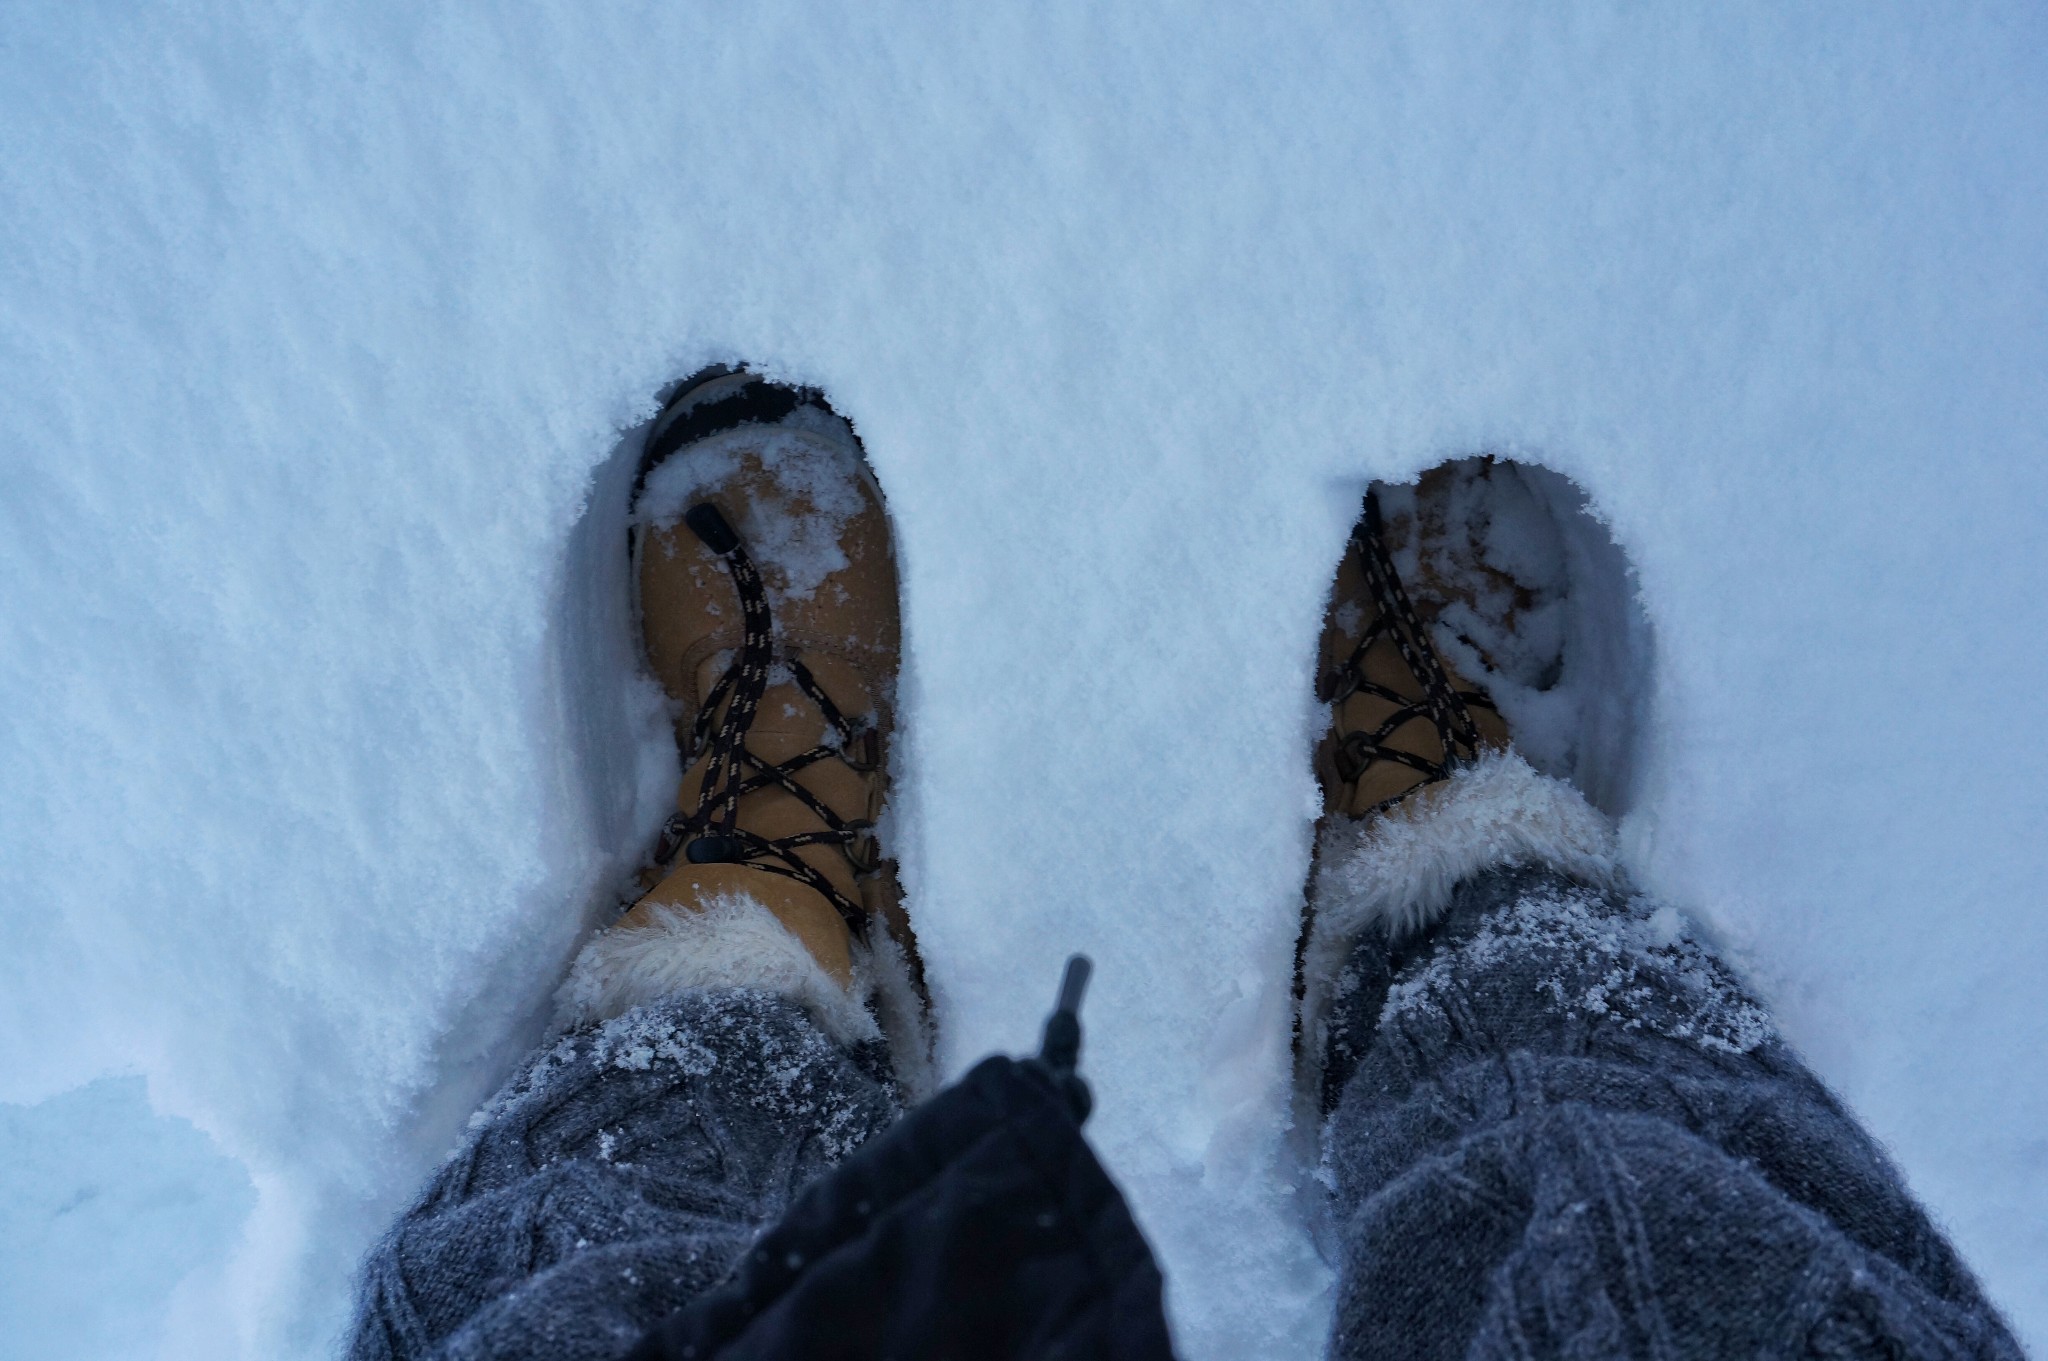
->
[1318,864,2022,1361]
[347,990,900,1361]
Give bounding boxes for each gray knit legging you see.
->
[348,865,2022,1360]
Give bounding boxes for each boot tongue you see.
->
[690,653,876,754]
[749,677,836,750]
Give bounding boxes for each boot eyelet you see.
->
[1333,731,1373,785]
[652,813,690,866]
[1318,669,1359,705]
[842,726,881,773]
[846,824,881,874]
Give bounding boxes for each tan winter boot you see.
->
[559,367,919,1053]
[1313,478,1513,819]
[1299,460,1615,1117]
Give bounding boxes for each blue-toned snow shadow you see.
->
[0,1076,254,1361]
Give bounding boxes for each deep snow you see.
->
[3,3,2046,1357]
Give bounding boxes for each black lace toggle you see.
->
[685,502,740,554]
[685,834,747,864]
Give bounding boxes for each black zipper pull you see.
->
[1037,955,1093,1122]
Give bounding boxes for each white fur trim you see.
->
[1312,749,1619,945]
[862,926,937,1100]
[1299,750,1622,1095]
[555,892,881,1047]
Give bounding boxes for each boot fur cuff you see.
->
[554,892,882,1048]
[1310,749,1621,949]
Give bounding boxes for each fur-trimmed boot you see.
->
[557,367,925,1075]
[1298,465,1619,1110]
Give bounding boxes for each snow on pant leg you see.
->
[1316,861,2023,1360]
[346,989,900,1361]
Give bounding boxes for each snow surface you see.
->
[4,3,2046,1356]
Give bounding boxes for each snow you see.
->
[1375,459,1657,815]
[1377,880,1777,1060]
[0,1078,254,1360]
[635,411,869,607]
[3,2,2045,1357]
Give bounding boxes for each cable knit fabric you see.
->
[1318,863,2023,1360]
[347,990,898,1361]
[346,859,2023,1360]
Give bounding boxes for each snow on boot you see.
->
[558,367,925,1076]
[1312,479,1513,820]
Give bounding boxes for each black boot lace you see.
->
[647,502,880,936]
[1317,489,1502,814]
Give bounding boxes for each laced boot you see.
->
[605,366,913,1011]
[1313,482,1512,819]
[1298,468,1532,1115]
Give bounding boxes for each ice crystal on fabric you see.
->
[1384,884,1773,1057]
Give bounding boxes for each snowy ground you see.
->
[4,4,2046,1357]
